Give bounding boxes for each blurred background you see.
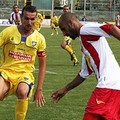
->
[0,0,120,22]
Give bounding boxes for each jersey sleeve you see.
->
[80,23,112,37]
[37,33,46,57]
[0,27,10,47]
[37,34,46,51]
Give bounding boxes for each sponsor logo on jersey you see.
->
[96,98,105,104]
[9,50,32,61]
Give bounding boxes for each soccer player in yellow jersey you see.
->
[33,12,45,31]
[0,5,46,120]
[50,12,59,35]
[61,5,79,66]
[0,56,1,66]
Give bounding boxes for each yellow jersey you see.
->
[0,26,46,73]
[51,15,59,26]
[33,13,45,31]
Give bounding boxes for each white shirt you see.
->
[116,15,120,26]
[79,23,120,90]
[9,11,21,25]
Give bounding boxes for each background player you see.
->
[81,15,87,22]
[116,12,120,29]
[51,12,120,120]
[9,4,21,25]
[61,5,79,66]
[33,11,45,31]
[50,12,59,36]
[0,5,46,120]
[25,0,45,31]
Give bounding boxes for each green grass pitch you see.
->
[0,26,120,120]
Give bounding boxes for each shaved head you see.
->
[58,12,81,39]
[59,12,78,29]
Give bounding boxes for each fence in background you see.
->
[0,0,120,22]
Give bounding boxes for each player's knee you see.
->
[17,89,29,99]
[61,43,66,49]
[16,83,29,99]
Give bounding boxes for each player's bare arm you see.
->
[110,24,120,40]
[51,74,85,103]
[33,56,46,107]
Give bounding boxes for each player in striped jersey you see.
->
[116,13,120,26]
[51,12,120,120]
[9,4,21,25]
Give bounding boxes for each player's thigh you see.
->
[0,76,10,99]
[51,23,55,29]
[16,73,34,99]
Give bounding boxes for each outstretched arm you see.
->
[51,74,86,103]
[110,24,120,40]
[33,56,46,107]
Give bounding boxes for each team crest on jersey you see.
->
[10,37,14,41]
[32,41,37,46]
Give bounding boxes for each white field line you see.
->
[34,69,76,76]
[35,69,57,75]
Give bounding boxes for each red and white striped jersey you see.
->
[79,23,120,90]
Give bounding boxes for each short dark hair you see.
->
[13,4,19,9]
[21,5,37,16]
[26,1,32,6]
[63,5,70,9]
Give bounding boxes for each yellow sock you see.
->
[65,45,79,63]
[15,98,28,120]
[72,53,78,63]
[65,45,73,55]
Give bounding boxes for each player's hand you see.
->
[51,88,67,103]
[33,90,46,107]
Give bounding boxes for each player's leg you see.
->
[54,24,58,35]
[15,82,29,120]
[15,83,29,120]
[15,73,34,120]
[0,74,10,100]
[54,27,58,35]
[72,53,79,66]
[61,40,79,65]
[51,23,55,35]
